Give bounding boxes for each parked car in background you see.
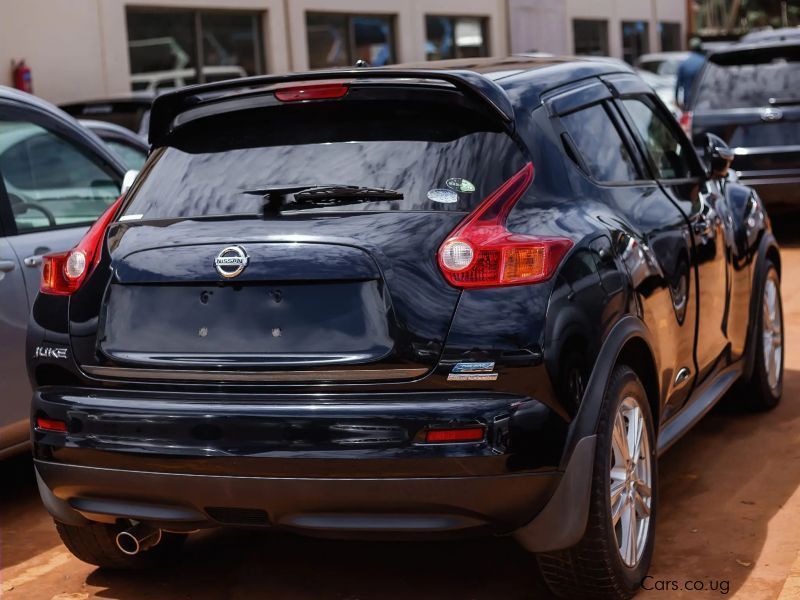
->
[60,94,154,137]
[0,86,126,458]
[741,27,800,44]
[80,119,148,170]
[28,58,781,599]
[687,41,800,212]
[636,51,690,78]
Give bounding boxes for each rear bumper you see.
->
[32,387,594,549]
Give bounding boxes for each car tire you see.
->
[740,261,783,411]
[55,520,186,569]
[537,365,657,600]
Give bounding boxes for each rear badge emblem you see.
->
[761,107,783,122]
[448,373,499,382]
[452,362,495,373]
[214,245,249,279]
[445,178,476,193]
[427,189,459,204]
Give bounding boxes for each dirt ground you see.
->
[3,233,800,599]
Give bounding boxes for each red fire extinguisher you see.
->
[12,60,33,93]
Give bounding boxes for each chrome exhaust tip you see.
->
[115,523,162,556]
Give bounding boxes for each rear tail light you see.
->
[424,426,486,443]
[35,417,67,433]
[437,162,572,288]
[679,110,693,136]
[41,197,123,296]
[274,82,349,102]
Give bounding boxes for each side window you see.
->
[0,120,120,232]
[621,97,697,180]
[560,103,640,182]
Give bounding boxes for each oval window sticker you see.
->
[446,178,476,193]
[427,188,459,204]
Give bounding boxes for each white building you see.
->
[0,0,686,104]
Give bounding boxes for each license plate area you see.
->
[97,281,394,367]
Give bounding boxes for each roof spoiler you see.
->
[148,68,515,145]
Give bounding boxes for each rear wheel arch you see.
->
[615,337,660,430]
[766,244,781,279]
[560,315,660,468]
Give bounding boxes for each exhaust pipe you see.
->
[115,523,162,556]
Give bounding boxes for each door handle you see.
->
[23,256,43,268]
[0,259,16,273]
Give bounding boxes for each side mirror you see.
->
[121,169,139,195]
[702,133,734,179]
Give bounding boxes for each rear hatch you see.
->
[75,85,529,383]
[691,44,800,204]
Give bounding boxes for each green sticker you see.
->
[446,178,476,193]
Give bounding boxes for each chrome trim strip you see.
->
[81,365,429,383]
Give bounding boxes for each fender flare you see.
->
[513,316,658,552]
[743,232,780,381]
[559,314,658,470]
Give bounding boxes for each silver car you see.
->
[0,86,126,457]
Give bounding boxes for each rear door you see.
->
[548,80,697,421]
[0,192,30,451]
[613,82,731,385]
[0,104,122,442]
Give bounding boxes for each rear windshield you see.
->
[122,100,527,220]
[693,48,800,109]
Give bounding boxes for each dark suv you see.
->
[687,41,800,211]
[28,57,782,599]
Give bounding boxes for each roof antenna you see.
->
[355,59,370,68]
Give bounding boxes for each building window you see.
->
[126,9,265,92]
[572,19,609,56]
[306,13,396,69]
[660,22,682,52]
[426,16,489,60]
[621,20,650,64]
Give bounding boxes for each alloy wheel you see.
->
[762,274,783,393]
[609,396,652,568]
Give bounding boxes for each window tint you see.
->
[621,98,696,179]
[560,104,640,182]
[122,101,527,220]
[0,121,120,232]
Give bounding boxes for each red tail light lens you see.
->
[35,417,67,433]
[274,82,349,102]
[679,110,693,136]
[425,426,486,443]
[41,197,123,296]
[437,162,572,288]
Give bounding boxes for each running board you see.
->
[657,362,743,456]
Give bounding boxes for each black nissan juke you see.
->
[27,57,783,599]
